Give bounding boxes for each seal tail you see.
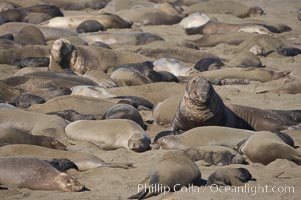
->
[128,188,149,200]
[105,162,135,169]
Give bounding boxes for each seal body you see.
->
[102,103,147,130]
[153,126,253,150]
[0,128,66,150]
[128,151,201,199]
[0,157,85,191]
[184,145,246,166]
[170,76,301,132]
[207,168,252,186]
[238,131,301,165]
[0,144,132,171]
[65,119,151,152]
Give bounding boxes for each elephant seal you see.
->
[14,25,46,45]
[71,85,116,98]
[170,76,301,132]
[78,32,164,46]
[0,144,133,171]
[13,57,50,68]
[116,2,185,26]
[11,94,45,108]
[41,0,110,10]
[46,158,78,172]
[153,95,182,127]
[0,157,87,192]
[184,1,264,18]
[235,131,301,165]
[47,110,96,122]
[65,119,151,152]
[23,4,64,18]
[153,58,199,77]
[0,128,66,150]
[152,126,254,150]
[184,146,246,166]
[0,108,67,141]
[194,57,224,72]
[0,1,19,12]
[76,20,104,33]
[191,32,254,47]
[102,103,147,130]
[128,151,201,199]
[298,7,301,21]
[110,68,152,86]
[207,168,253,186]
[49,39,148,73]
[43,13,132,29]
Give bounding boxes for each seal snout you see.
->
[188,76,212,103]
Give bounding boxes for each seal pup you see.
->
[0,157,87,192]
[152,126,254,150]
[0,128,66,150]
[128,151,201,199]
[0,144,133,171]
[184,146,246,166]
[65,119,151,152]
[170,76,301,132]
[194,57,224,72]
[207,168,253,186]
[76,20,104,33]
[102,103,147,130]
[11,94,45,108]
[235,131,301,165]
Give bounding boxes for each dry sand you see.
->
[1,0,301,200]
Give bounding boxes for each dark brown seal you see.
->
[170,76,301,132]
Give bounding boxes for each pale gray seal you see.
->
[235,131,301,165]
[65,119,151,152]
[128,151,201,199]
[0,157,87,191]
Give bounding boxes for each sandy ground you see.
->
[1,0,301,200]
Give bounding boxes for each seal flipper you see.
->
[128,188,149,200]
[104,162,134,169]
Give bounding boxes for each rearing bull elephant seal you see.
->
[0,157,87,192]
[65,119,151,152]
[128,151,201,199]
[170,76,301,132]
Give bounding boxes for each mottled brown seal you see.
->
[0,157,87,191]
[170,76,301,132]
[184,145,246,166]
[128,151,201,199]
[65,119,151,152]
